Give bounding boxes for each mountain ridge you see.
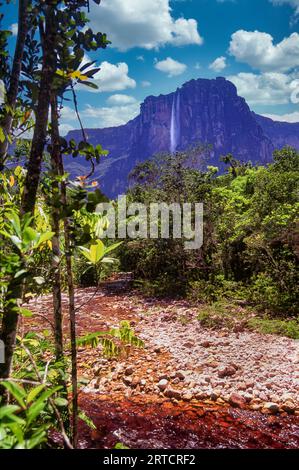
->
[65,77,299,197]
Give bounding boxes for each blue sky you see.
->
[2,0,299,132]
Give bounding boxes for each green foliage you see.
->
[122,147,299,316]
[77,321,144,358]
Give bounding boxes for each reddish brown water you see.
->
[78,396,299,449]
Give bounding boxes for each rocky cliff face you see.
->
[65,77,299,198]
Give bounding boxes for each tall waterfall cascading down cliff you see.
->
[170,90,181,153]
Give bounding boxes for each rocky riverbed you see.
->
[25,277,299,416]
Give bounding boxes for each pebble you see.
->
[158,379,168,391]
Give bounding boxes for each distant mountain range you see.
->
[65,77,299,198]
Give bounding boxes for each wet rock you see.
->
[158,379,168,391]
[164,388,182,400]
[263,402,279,414]
[218,365,237,378]
[229,393,246,408]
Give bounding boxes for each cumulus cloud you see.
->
[262,111,299,123]
[106,94,137,105]
[77,61,136,93]
[59,99,140,131]
[209,56,227,72]
[81,102,140,128]
[229,30,299,72]
[141,80,151,87]
[228,72,298,105]
[155,57,187,76]
[88,0,203,51]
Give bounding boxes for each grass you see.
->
[197,301,299,339]
[247,317,299,340]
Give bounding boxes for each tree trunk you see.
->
[50,94,71,437]
[0,0,29,170]
[0,7,57,381]
[21,6,57,215]
[58,151,78,447]
[50,94,64,361]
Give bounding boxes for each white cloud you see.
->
[77,61,136,93]
[137,55,145,61]
[81,102,140,128]
[89,0,203,51]
[10,23,18,36]
[155,57,187,76]
[229,30,299,72]
[106,94,137,105]
[270,0,299,20]
[262,111,299,123]
[228,72,298,105]
[209,56,227,72]
[141,80,151,87]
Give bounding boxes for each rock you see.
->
[183,341,195,349]
[200,341,212,348]
[229,393,246,408]
[182,391,193,401]
[218,365,237,378]
[123,376,133,386]
[175,370,186,380]
[158,379,168,391]
[281,401,296,414]
[158,373,169,381]
[154,346,162,353]
[164,388,182,400]
[243,393,253,403]
[263,402,279,414]
[124,366,134,376]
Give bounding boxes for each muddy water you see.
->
[78,396,299,449]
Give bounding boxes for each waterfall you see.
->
[170,90,180,153]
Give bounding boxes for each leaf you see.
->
[27,384,46,404]
[26,402,45,426]
[78,80,98,90]
[79,240,105,264]
[0,405,20,420]
[104,241,123,256]
[34,231,55,249]
[9,175,15,187]
[1,382,26,408]
[0,127,5,143]
[22,226,38,244]
[18,307,33,318]
[54,397,68,407]
[78,410,96,430]
[90,240,105,264]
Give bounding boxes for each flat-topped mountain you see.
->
[65,77,299,198]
